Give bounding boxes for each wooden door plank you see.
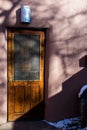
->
[31,85,40,109]
[14,86,25,113]
[25,85,31,112]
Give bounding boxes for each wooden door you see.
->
[7,28,45,121]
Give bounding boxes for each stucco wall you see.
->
[0,0,87,123]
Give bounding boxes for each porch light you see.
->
[21,5,31,23]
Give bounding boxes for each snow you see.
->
[44,117,87,130]
[78,85,87,98]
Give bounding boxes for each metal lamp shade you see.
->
[21,5,31,23]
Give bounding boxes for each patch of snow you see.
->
[78,85,87,98]
[44,117,87,130]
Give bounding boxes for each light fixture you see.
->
[21,5,31,23]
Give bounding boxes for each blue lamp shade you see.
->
[21,5,31,23]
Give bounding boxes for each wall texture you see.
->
[0,0,87,123]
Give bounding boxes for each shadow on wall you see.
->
[45,56,87,121]
[0,0,21,35]
[1,0,87,128]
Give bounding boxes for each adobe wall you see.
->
[0,0,87,123]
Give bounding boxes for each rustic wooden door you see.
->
[7,28,45,121]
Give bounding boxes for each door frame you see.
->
[7,27,46,121]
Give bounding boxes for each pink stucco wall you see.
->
[0,0,87,123]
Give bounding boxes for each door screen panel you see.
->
[14,33,40,80]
